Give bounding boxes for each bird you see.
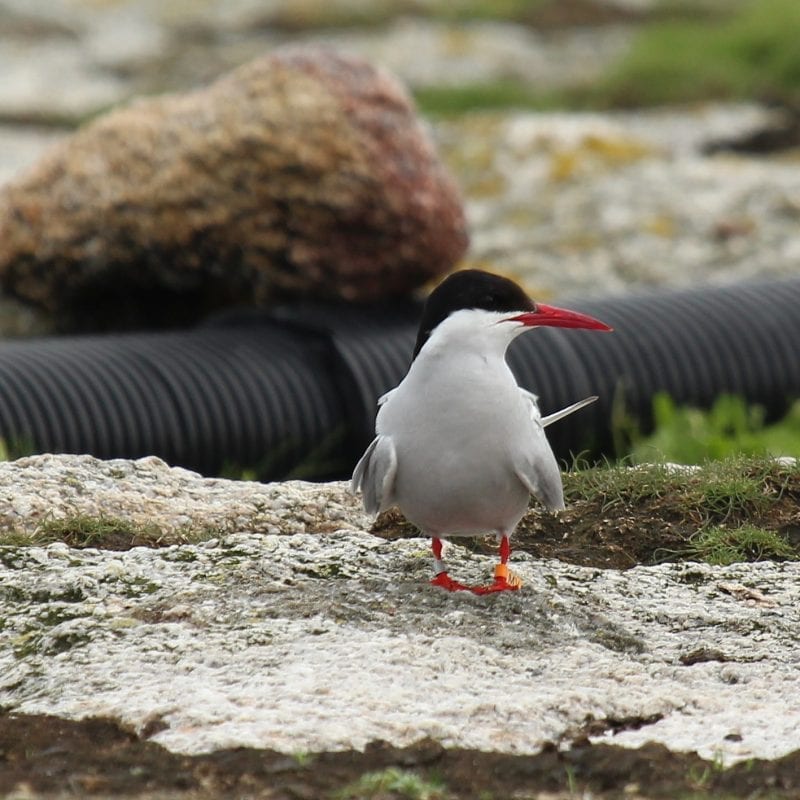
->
[351,269,612,593]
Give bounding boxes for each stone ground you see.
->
[0,455,799,798]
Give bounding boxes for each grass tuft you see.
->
[336,767,445,800]
[685,524,796,566]
[565,457,685,512]
[31,514,168,550]
[562,454,800,566]
[414,81,562,116]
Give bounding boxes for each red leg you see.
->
[470,535,522,594]
[431,537,443,563]
[499,534,511,564]
[429,537,471,592]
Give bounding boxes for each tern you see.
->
[352,270,612,593]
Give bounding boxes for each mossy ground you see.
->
[374,455,800,570]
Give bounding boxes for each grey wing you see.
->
[350,435,398,516]
[513,390,565,511]
[376,387,397,407]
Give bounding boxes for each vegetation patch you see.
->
[684,524,797,566]
[413,0,800,114]
[337,767,446,800]
[550,455,800,568]
[374,454,800,569]
[415,81,562,116]
[30,514,167,550]
[596,0,800,108]
[631,394,800,464]
[0,514,175,551]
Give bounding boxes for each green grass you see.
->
[565,453,799,565]
[416,0,800,113]
[685,523,796,565]
[0,436,34,462]
[429,0,547,23]
[31,514,168,549]
[564,452,790,521]
[597,0,800,107]
[336,767,446,800]
[631,394,800,465]
[566,457,680,512]
[567,452,798,523]
[265,0,547,32]
[0,513,214,550]
[415,81,562,116]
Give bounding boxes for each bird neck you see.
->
[415,309,520,364]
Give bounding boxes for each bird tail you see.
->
[541,396,597,427]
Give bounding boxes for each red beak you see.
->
[509,304,613,331]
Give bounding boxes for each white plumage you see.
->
[351,270,611,592]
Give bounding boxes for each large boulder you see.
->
[0,47,467,331]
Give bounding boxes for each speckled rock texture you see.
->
[0,453,368,538]
[0,47,467,330]
[0,454,798,766]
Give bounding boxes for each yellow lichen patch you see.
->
[555,231,605,252]
[583,133,654,162]
[437,119,508,198]
[466,171,508,198]
[436,115,504,169]
[442,27,475,55]
[549,149,582,182]
[644,214,677,238]
[548,133,655,182]
[500,205,540,228]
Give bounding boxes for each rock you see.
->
[0,47,467,331]
[441,104,800,298]
[0,453,799,765]
[0,453,370,538]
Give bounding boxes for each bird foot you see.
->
[430,565,523,594]
[470,564,523,593]
[469,575,521,594]
[430,572,472,592]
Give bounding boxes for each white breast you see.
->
[376,345,535,537]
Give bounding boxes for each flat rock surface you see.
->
[0,455,798,767]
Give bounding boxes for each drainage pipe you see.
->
[0,279,797,478]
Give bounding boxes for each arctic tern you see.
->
[352,269,612,593]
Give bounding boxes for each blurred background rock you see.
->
[0,47,468,330]
[1,0,799,334]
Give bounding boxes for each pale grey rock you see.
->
[442,105,800,297]
[0,453,798,765]
[0,39,128,120]
[311,18,632,91]
[0,125,65,187]
[0,454,370,538]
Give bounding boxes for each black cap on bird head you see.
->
[412,270,535,359]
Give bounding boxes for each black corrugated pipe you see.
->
[0,278,798,478]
